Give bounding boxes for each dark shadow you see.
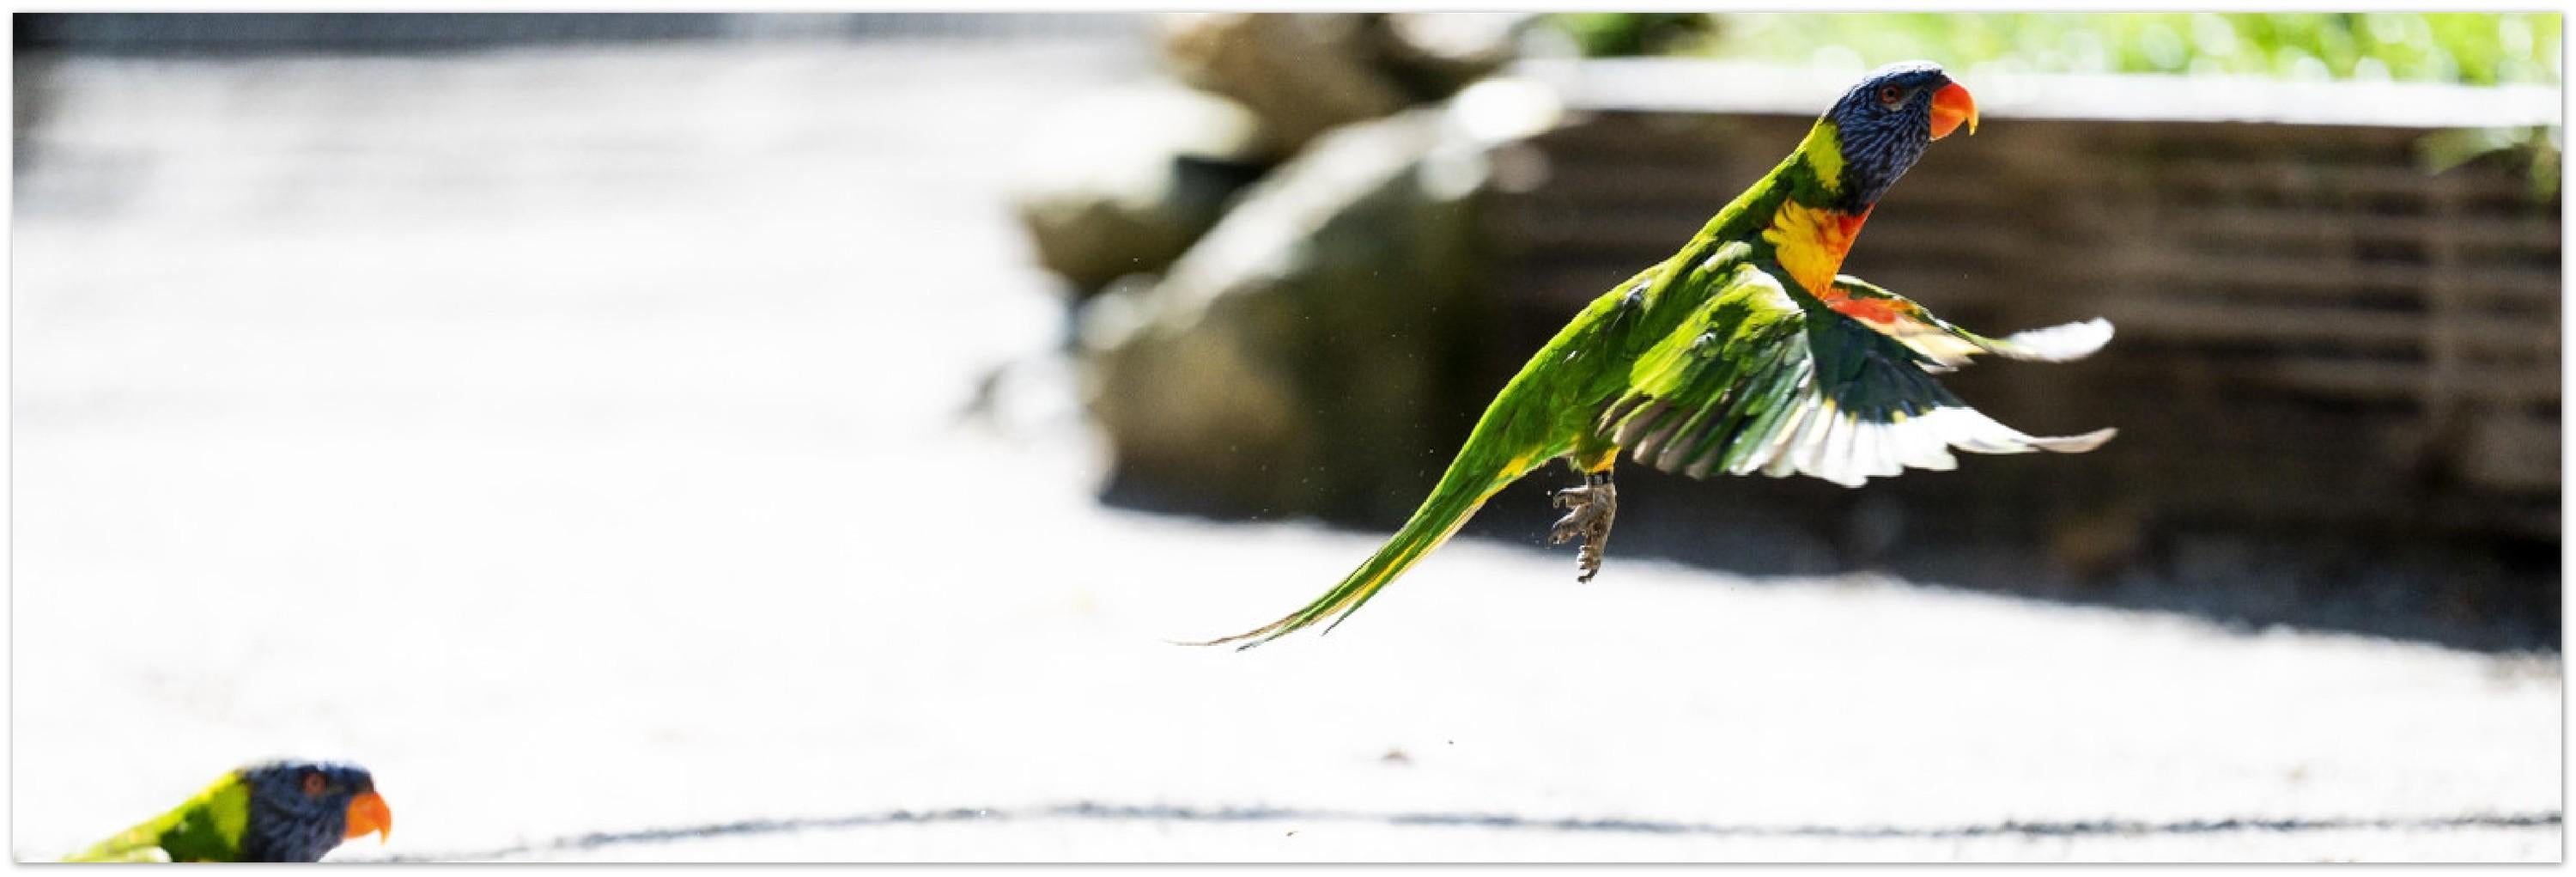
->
[1456,466,2563,655]
[1109,451,2561,655]
[363,801,2563,861]
[12,48,56,182]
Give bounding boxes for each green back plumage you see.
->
[64,771,252,862]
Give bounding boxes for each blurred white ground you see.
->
[9,35,2561,862]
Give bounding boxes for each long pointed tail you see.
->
[1184,459,1524,650]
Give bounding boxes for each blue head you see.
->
[1818,61,1978,206]
[237,759,392,862]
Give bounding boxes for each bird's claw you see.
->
[1547,478,1616,582]
[1548,485,1592,527]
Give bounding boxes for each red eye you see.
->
[1877,84,1905,106]
[301,772,327,796]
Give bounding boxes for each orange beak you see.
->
[344,790,393,844]
[1929,81,1978,140]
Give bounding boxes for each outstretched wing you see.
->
[1822,274,2112,372]
[1597,265,2114,488]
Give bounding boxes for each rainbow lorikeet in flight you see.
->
[1196,61,2115,649]
[62,760,392,862]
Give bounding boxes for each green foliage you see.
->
[1549,13,2563,201]
[1558,13,2561,87]
[1549,13,1719,58]
[2420,125,2563,201]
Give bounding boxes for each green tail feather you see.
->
[1188,460,1520,650]
[1188,271,1616,650]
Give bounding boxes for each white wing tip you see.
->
[2029,426,2118,454]
[1993,318,2114,362]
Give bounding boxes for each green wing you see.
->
[1829,274,2113,372]
[1598,265,2114,488]
[64,773,251,863]
[61,837,171,863]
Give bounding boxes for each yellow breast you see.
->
[1759,200,1871,295]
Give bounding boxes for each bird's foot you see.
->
[1547,470,1617,583]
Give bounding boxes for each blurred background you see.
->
[12,11,2561,862]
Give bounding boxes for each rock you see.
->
[1158,14,1413,155]
[1158,14,1531,154]
[1077,95,1557,523]
[1373,13,1530,102]
[1008,84,1277,297]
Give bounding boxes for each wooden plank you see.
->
[2103,356,2558,404]
[2157,206,2561,253]
[2096,252,2560,302]
[1520,160,2043,210]
[2112,299,2553,354]
[1501,212,2038,263]
[2099,299,2426,348]
[2146,160,2534,201]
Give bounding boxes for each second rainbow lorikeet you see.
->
[62,760,392,862]
[1195,61,2115,649]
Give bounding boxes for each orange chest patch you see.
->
[1759,202,1871,298]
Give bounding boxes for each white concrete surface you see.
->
[10,36,2561,862]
